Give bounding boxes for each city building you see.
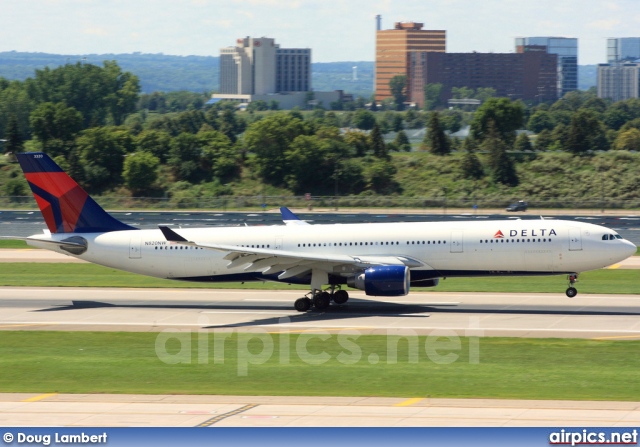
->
[597,62,640,102]
[410,51,558,108]
[214,36,326,109]
[375,21,446,102]
[516,37,578,98]
[607,38,640,63]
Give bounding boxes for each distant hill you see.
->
[0,51,219,94]
[0,51,592,96]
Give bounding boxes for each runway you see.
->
[1,287,639,339]
[1,393,640,427]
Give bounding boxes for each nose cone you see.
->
[623,240,637,259]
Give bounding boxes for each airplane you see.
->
[9,151,637,312]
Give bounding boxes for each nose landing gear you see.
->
[566,274,578,298]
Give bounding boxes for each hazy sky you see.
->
[2,0,639,64]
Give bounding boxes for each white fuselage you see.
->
[26,219,636,287]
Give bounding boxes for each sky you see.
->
[2,0,639,65]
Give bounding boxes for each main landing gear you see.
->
[294,287,350,312]
[565,273,578,298]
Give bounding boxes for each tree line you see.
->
[2,61,640,205]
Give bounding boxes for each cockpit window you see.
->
[602,234,624,240]
[602,234,619,240]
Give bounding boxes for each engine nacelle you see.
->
[347,265,410,296]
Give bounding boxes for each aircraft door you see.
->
[275,237,283,250]
[569,228,582,251]
[129,236,142,259]
[450,230,463,253]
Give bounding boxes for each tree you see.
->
[451,86,474,99]
[123,152,160,195]
[369,124,388,159]
[604,103,632,130]
[103,61,141,125]
[614,128,640,151]
[366,159,399,194]
[29,102,83,156]
[423,83,443,111]
[25,61,139,127]
[389,75,407,111]
[391,114,404,132]
[565,110,609,155]
[513,133,533,152]
[344,130,370,157]
[483,121,518,186]
[135,130,172,163]
[75,127,129,192]
[423,111,450,155]
[352,109,376,130]
[198,130,239,182]
[440,111,463,133]
[284,135,334,194]
[215,109,245,143]
[168,132,202,183]
[527,111,555,133]
[247,100,268,112]
[474,87,496,102]
[393,130,411,152]
[470,98,524,145]
[534,129,553,151]
[460,138,484,180]
[4,115,23,153]
[243,113,311,185]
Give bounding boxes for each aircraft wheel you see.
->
[294,297,312,312]
[313,292,331,310]
[566,287,578,298]
[333,290,349,305]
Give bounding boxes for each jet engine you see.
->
[347,265,410,296]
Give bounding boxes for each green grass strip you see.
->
[0,263,638,294]
[0,240,29,249]
[0,331,638,401]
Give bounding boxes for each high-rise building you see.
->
[607,38,640,63]
[218,36,310,96]
[276,48,311,93]
[375,21,446,102]
[411,51,558,108]
[598,62,640,102]
[516,37,578,98]
[213,36,344,110]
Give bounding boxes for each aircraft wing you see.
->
[159,226,423,280]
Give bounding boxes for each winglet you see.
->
[159,226,189,242]
[16,152,136,234]
[280,207,310,226]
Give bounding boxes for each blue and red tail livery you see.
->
[17,152,136,234]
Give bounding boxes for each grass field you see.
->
[0,331,638,400]
[0,262,638,294]
[0,240,29,249]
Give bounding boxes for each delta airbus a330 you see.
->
[11,152,637,312]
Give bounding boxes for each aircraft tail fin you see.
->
[280,207,310,226]
[16,152,136,234]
